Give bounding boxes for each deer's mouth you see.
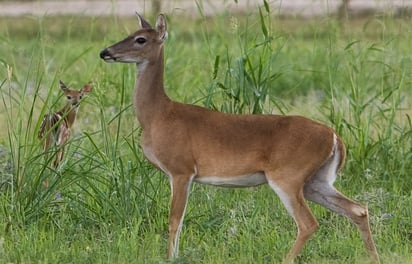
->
[99,48,143,63]
[99,49,116,62]
[103,57,116,62]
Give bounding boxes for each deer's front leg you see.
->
[167,174,194,259]
[54,126,70,168]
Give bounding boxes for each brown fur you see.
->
[38,81,92,169]
[100,14,379,263]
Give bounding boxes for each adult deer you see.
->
[99,14,379,263]
[38,80,92,168]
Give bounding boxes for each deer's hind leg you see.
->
[303,148,380,263]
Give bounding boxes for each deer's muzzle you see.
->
[100,49,115,62]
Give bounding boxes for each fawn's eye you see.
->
[135,37,146,44]
[79,96,83,100]
[67,96,72,100]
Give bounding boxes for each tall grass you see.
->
[0,3,411,263]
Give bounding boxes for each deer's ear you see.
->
[136,12,152,29]
[82,82,93,94]
[59,80,69,91]
[156,14,168,42]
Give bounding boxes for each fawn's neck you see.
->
[57,104,78,128]
[134,47,171,129]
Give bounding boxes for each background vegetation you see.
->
[0,2,411,263]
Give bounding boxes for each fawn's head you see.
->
[59,80,93,108]
[100,13,167,64]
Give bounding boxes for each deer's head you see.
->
[59,80,93,108]
[99,13,168,65]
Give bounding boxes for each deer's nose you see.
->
[100,48,116,62]
[100,49,110,59]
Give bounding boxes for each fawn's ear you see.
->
[81,82,93,94]
[136,12,152,29]
[156,14,168,42]
[59,80,69,92]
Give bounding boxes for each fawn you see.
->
[38,80,92,168]
[100,14,379,263]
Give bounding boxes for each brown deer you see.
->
[99,14,379,263]
[38,80,92,168]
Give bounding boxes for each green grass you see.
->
[0,4,411,264]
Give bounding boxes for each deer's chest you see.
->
[141,134,173,179]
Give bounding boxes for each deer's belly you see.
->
[194,173,267,187]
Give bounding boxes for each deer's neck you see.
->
[134,47,171,129]
[58,104,77,128]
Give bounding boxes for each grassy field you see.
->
[0,4,411,264]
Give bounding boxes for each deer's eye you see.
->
[135,37,146,44]
[67,96,72,100]
[79,96,83,100]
